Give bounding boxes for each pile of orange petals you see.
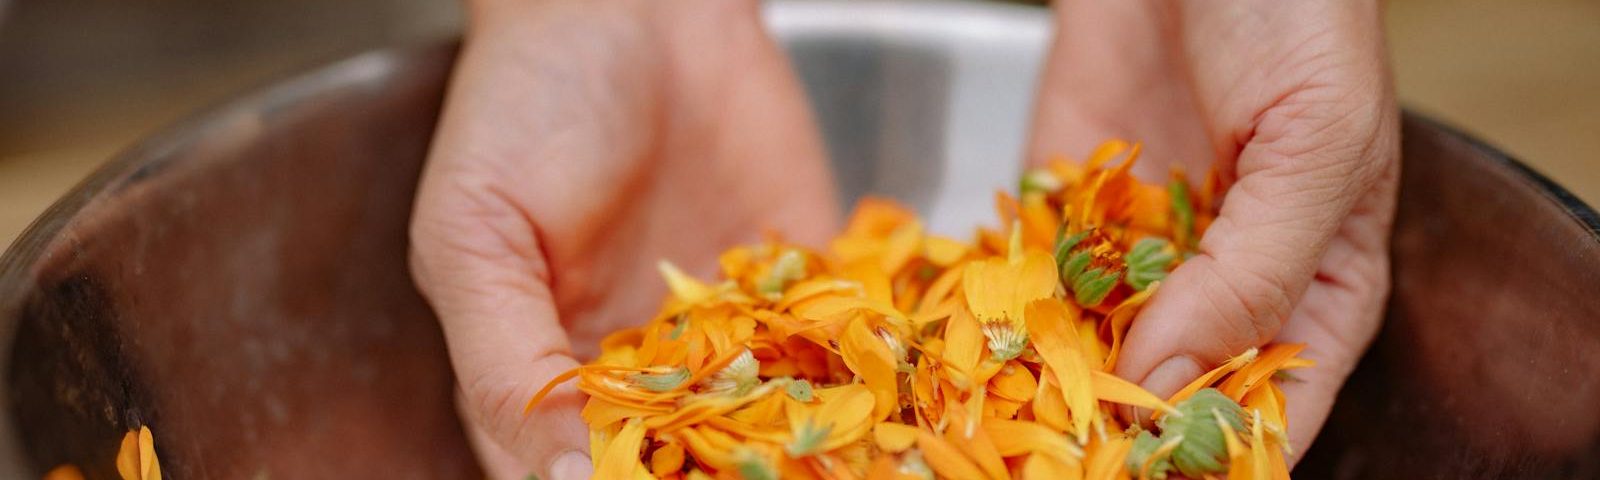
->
[531,141,1311,479]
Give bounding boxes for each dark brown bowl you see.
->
[3,11,1598,479]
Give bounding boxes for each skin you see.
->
[1031,0,1399,465]
[410,0,1398,478]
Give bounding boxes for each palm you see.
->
[410,0,836,476]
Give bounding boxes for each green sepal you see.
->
[1072,267,1120,307]
[785,378,815,402]
[756,249,808,299]
[736,450,780,479]
[628,367,691,392]
[667,317,689,340]
[784,421,833,458]
[1157,388,1246,478]
[1060,249,1093,286]
[1168,178,1197,249]
[1052,228,1091,272]
[1126,430,1173,479]
[1124,238,1176,291]
[1020,168,1063,196]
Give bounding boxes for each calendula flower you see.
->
[518,140,1309,480]
[964,223,1057,361]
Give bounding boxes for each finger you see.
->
[410,169,593,479]
[1272,159,1397,465]
[1026,0,1213,176]
[1115,0,1397,399]
[458,391,540,480]
[408,11,633,473]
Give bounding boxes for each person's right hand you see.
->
[1028,0,1400,465]
[408,1,839,478]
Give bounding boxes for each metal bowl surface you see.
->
[3,1,1597,477]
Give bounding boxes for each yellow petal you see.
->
[944,306,985,384]
[845,262,897,309]
[917,264,966,315]
[840,318,900,421]
[651,441,686,476]
[137,426,159,480]
[944,406,1011,480]
[1026,298,1096,444]
[115,429,139,480]
[659,261,714,305]
[1023,453,1084,480]
[1031,372,1071,433]
[1161,347,1258,416]
[1083,435,1133,480]
[988,361,1038,403]
[926,236,970,267]
[962,251,1057,327]
[1089,370,1176,414]
[916,429,989,480]
[44,465,85,480]
[873,423,920,453]
[581,397,661,431]
[1249,411,1271,480]
[779,279,864,311]
[881,221,926,275]
[983,419,1084,464]
[672,427,738,472]
[1243,382,1288,436]
[1219,344,1305,401]
[815,384,877,451]
[1101,287,1154,371]
[596,418,649,479]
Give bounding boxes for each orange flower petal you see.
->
[1023,452,1084,480]
[873,423,920,453]
[1100,287,1155,371]
[944,306,985,385]
[983,418,1084,464]
[1160,347,1258,418]
[582,397,661,430]
[915,430,989,480]
[44,465,85,480]
[595,418,649,479]
[1026,298,1096,444]
[115,429,140,480]
[1219,344,1306,401]
[840,317,900,422]
[651,441,687,476]
[1083,435,1133,480]
[1089,370,1176,414]
[988,361,1038,403]
[1031,372,1071,433]
[926,236,970,267]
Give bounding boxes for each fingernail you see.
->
[549,450,593,480]
[1143,355,1205,400]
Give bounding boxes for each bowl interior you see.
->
[3,1,1599,478]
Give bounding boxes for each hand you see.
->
[1027,0,1400,463]
[408,1,838,478]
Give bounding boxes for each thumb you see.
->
[409,176,592,480]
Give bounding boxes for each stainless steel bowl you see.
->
[3,1,1598,478]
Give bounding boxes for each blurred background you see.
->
[2,0,1598,251]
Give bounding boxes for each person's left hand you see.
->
[408,1,839,478]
